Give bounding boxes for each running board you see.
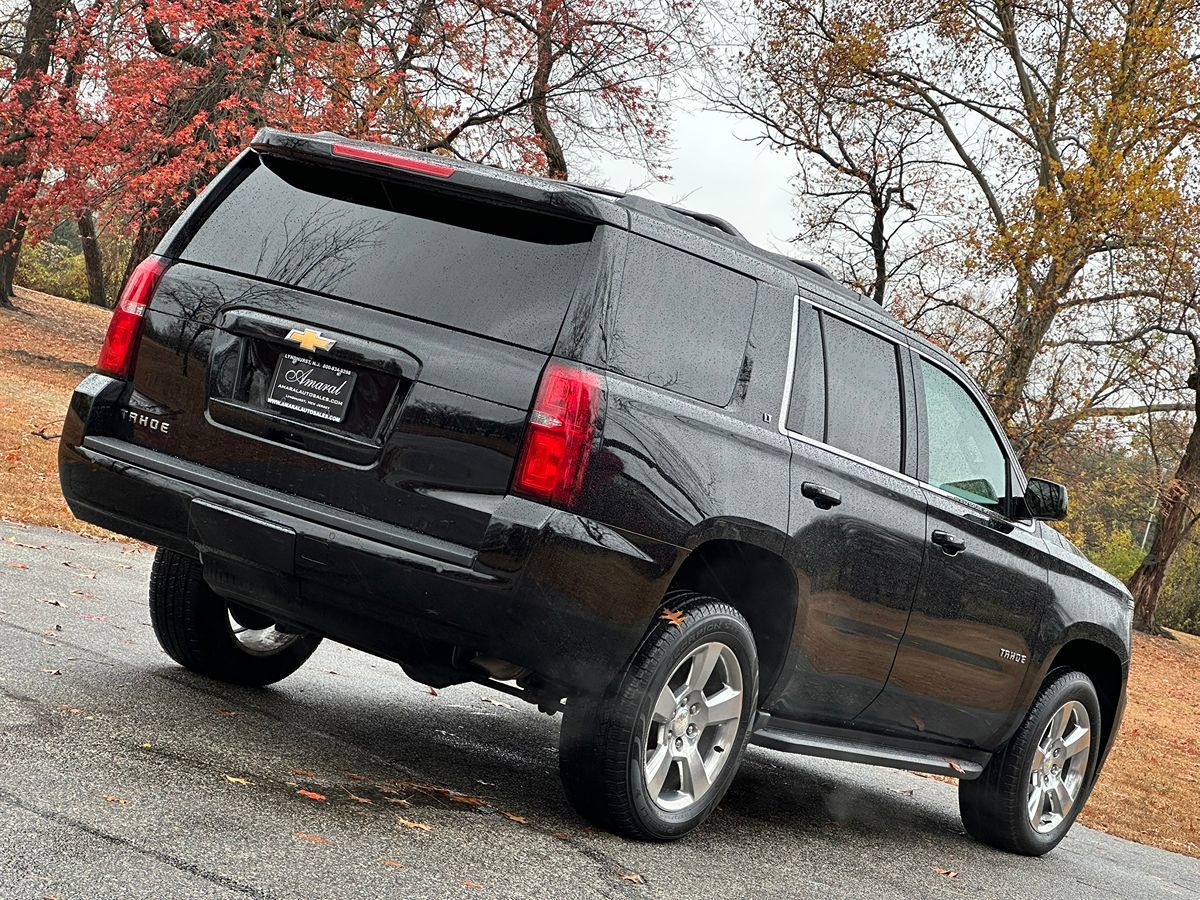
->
[750,715,985,781]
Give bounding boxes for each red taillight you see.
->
[97,256,167,379]
[332,143,455,178]
[513,362,603,506]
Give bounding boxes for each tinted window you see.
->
[787,301,825,437]
[821,313,903,470]
[181,157,594,352]
[921,360,1007,508]
[610,237,755,406]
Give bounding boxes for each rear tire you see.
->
[959,669,1102,855]
[559,591,758,840]
[148,548,321,687]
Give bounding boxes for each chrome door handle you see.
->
[801,482,842,510]
[931,530,967,556]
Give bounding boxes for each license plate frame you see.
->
[266,352,357,424]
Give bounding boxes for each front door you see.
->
[855,354,1053,747]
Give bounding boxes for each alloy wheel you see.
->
[1027,699,1091,833]
[643,641,744,812]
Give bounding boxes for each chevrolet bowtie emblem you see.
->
[285,328,336,353]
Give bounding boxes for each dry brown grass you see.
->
[2,287,1198,857]
[0,286,118,538]
[1081,629,1200,857]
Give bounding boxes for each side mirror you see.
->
[1021,477,1069,521]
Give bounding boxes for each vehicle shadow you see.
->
[145,659,972,856]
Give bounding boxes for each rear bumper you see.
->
[59,376,682,694]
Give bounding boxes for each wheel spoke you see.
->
[1051,703,1074,741]
[652,684,678,724]
[1031,746,1046,771]
[1027,783,1046,828]
[681,746,711,800]
[1050,779,1074,815]
[1061,725,1090,762]
[701,685,741,727]
[644,746,673,798]
[688,643,724,691]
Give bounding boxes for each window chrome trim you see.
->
[779,292,1037,533]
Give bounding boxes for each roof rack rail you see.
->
[789,258,835,281]
[664,205,744,239]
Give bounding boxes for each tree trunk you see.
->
[78,211,106,306]
[530,0,568,180]
[1128,375,1200,632]
[0,0,67,303]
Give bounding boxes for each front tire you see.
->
[960,669,1102,855]
[148,548,321,687]
[559,591,759,840]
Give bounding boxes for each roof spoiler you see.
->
[248,129,626,228]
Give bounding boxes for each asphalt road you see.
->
[0,522,1196,900]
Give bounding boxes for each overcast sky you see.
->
[588,104,801,256]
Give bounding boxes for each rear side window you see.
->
[611,237,755,406]
[786,301,825,437]
[820,313,904,471]
[180,156,594,352]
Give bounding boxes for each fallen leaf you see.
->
[476,780,495,787]
[40,669,62,676]
[5,561,28,569]
[347,772,368,781]
[946,759,965,774]
[38,598,63,607]
[480,696,513,709]
[397,816,433,832]
[426,687,439,696]
[291,768,318,778]
[96,794,127,806]
[348,794,373,804]
[618,872,646,884]
[932,867,958,879]
[297,789,327,801]
[659,609,685,627]
[293,832,333,845]
[502,812,528,825]
[381,859,406,869]
[59,706,86,715]
[218,710,238,717]
[461,880,485,889]
[82,614,107,622]
[911,715,926,732]
[224,775,254,786]
[893,788,915,797]
[385,797,412,807]
[141,743,152,749]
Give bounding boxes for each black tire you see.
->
[960,669,1102,855]
[148,548,321,687]
[559,591,759,840]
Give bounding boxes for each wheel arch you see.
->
[1044,638,1128,771]
[663,538,798,701]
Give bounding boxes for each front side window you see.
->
[920,360,1008,509]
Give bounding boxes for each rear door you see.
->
[854,351,1053,747]
[125,148,606,550]
[769,298,928,725]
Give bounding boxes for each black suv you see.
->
[60,129,1131,855]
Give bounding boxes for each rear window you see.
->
[610,236,755,406]
[179,155,595,352]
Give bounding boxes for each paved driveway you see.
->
[0,523,1196,899]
